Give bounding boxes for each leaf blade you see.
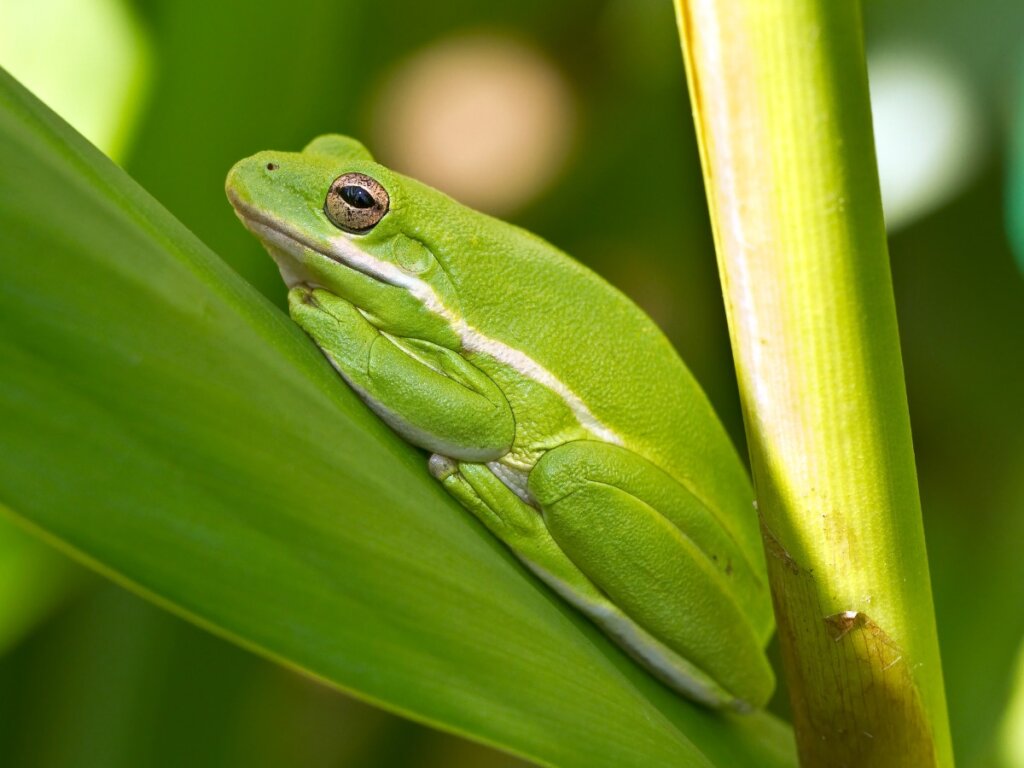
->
[0,67,794,768]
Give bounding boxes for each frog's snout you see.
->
[225,152,286,204]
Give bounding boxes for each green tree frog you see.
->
[226,135,775,710]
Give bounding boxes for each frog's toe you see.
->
[428,454,458,481]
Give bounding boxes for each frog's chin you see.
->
[233,211,349,293]
[265,241,313,289]
[229,211,309,287]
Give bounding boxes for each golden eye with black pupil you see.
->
[324,172,389,233]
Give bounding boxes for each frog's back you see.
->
[429,208,760,566]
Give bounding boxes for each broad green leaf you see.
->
[0,67,795,768]
[0,582,528,768]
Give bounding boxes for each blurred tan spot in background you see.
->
[372,33,574,215]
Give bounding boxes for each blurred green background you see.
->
[1,0,1022,765]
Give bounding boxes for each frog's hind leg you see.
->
[428,454,739,708]
[428,455,586,591]
[528,440,775,709]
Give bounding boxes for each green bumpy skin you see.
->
[226,135,775,710]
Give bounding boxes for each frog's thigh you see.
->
[528,440,774,709]
[430,456,743,708]
[429,456,601,599]
[292,290,514,460]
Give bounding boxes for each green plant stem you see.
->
[674,2,954,765]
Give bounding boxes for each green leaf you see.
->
[0,67,794,768]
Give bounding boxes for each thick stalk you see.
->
[673,2,954,765]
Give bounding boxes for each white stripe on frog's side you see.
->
[319,232,624,447]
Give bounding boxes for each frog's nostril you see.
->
[266,162,279,171]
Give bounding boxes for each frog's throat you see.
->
[237,209,622,447]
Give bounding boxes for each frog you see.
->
[226,135,775,710]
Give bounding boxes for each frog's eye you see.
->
[325,172,390,233]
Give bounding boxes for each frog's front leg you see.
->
[527,440,775,709]
[429,457,757,709]
[289,286,514,461]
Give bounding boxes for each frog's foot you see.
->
[428,453,749,709]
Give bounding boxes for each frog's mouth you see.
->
[227,192,397,292]
[235,213,322,288]
[229,191,453,333]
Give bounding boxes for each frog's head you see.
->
[226,135,464,348]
